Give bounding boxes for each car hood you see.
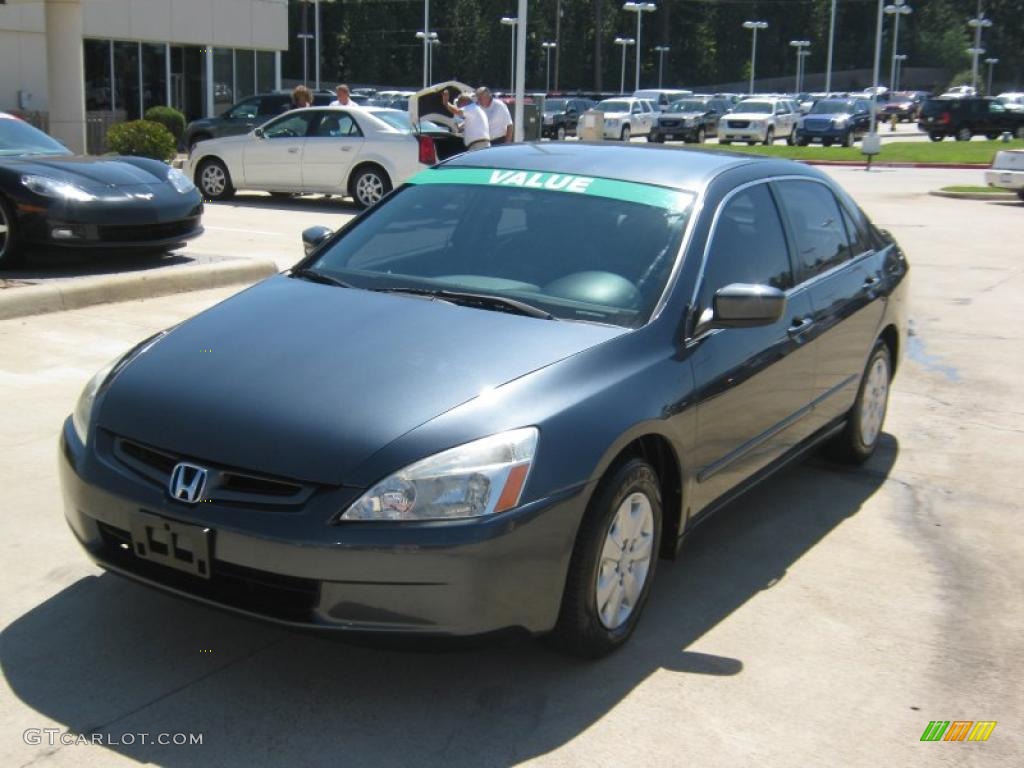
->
[602,111,630,119]
[725,111,772,120]
[98,275,625,486]
[660,110,703,119]
[3,154,167,190]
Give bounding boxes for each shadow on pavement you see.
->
[0,248,188,281]
[3,436,897,767]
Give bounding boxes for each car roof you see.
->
[440,142,783,192]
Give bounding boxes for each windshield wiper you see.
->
[375,287,556,320]
[290,268,355,289]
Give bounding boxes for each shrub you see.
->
[144,105,186,142]
[106,120,176,161]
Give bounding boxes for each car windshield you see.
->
[810,100,854,114]
[0,117,70,157]
[598,100,631,112]
[308,175,695,328]
[734,100,773,114]
[668,100,707,112]
[544,99,568,113]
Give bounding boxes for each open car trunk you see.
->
[411,81,472,161]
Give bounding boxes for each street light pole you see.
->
[500,17,519,95]
[542,42,557,93]
[893,53,908,91]
[423,0,430,89]
[614,37,635,95]
[825,0,837,92]
[968,10,993,92]
[623,3,656,93]
[984,57,998,95]
[790,40,810,92]
[416,31,439,84]
[742,21,768,95]
[297,33,314,87]
[654,45,670,88]
[884,2,912,91]
[869,0,884,136]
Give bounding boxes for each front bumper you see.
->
[650,124,700,141]
[16,192,204,250]
[719,125,766,142]
[795,126,849,143]
[59,419,588,637]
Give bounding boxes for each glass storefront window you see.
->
[113,41,141,119]
[236,49,256,100]
[142,44,167,113]
[213,47,234,113]
[84,39,112,111]
[257,51,276,94]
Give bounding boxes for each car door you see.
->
[772,179,885,429]
[300,111,364,192]
[241,110,315,189]
[689,181,819,510]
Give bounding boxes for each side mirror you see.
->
[711,283,786,329]
[301,225,333,256]
[254,127,265,138]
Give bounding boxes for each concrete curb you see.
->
[0,257,277,321]
[929,189,1018,201]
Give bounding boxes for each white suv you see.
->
[719,98,798,146]
[596,97,656,141]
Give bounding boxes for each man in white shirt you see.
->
[443,91,491,150]
[476,87,513,145]
[330,84,361,108]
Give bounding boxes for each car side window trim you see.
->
[771,177,857,284]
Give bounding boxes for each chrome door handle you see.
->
[863,275,880,286]
[788,317,814,337]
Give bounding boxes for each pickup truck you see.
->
[985,149,1024,202]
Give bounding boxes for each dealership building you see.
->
[0,0,288,153]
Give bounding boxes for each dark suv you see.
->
[541,97,596,140]
[648,96,732,143]
[183,92,334,150]
[918,98,1024,142]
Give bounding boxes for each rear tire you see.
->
[986,132,1000,140]
[825,341,892,464]
[720,139,732,145]
[955,125,972,142]
[547,457,663,658]
[0,195,23,268]
[796,136,810,146]
[196,158,235,201]
[350,165,392,209]
[928,133,944,142]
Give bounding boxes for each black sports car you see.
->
[0,113,203,267]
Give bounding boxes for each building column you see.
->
[44,0,86,154]
[204,46,214,117]
[274,51,282,91]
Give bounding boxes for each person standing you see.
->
[442,91,491,151]
[330,84,361,108]
[289,85,312,110]
[476,87,513,145]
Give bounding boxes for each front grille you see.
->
[99,218,198,243]
[96,520,320,622]
[803,119,832,131]
[112,435,313,508]
[727,120,750,129]
[659,119,681,128]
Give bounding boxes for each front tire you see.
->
[763,127,775,145]
[196,158,235,201]
[841,130,854,148]
[955,125,972,142]
[548,458,663,658]
[825,341,892,464]
[351,165,391,209]
[0,195,23,267]
[695,126,706,144]
[620,125,631,142]
[786,128,796,146]
[929,133,944,142]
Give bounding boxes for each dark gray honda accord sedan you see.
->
[59,143,908,657]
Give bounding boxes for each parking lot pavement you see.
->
[1,170,1021,768]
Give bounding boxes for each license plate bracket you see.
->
[130,511,213,579]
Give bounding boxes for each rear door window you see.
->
[773,180,853,281]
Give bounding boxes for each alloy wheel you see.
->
[595,491,655,630]
[355,172,385,206]
[0,201,9,262]
[200,164,226,197]
[859,356,889,447]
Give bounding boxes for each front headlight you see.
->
[749,120,763,128]
[70,331,168,445]
[21,174,96,202]
[339,427,538,522]
[167,167,195,194]
[832,117,848,128]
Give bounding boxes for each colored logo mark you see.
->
[920,721,997,742]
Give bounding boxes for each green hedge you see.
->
[106,120,177,162]
[144,105,186,142]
